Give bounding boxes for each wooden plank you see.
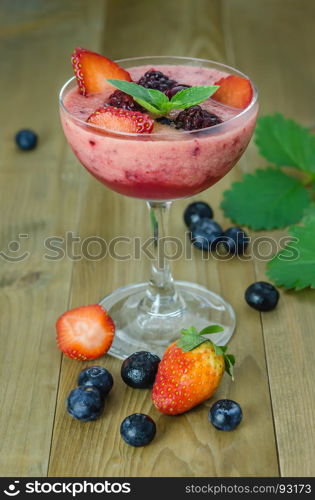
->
[0,0,106,476]
[49,0,278,477]
[222,0,315,477]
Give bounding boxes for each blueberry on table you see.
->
[209,399,243,431]
[67,386,104,421]
[184,201,214,228]
[222,226,249,255]
[121,351,160,389]
[15,129,38,150]
[78,366,113,396]
[190,218,223,251]
[120,413,156,447]
[245,281,279,311]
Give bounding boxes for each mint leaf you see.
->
[255,114,315,173]
[267,214,315,290]
[221,168,311,230]
[107,80,161,113]
[170,85,219,109]
[108,79,219,115]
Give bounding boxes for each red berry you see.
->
[212,75,253,109]
[56,305,115,361]
[87,106,154,134]
[71,47,131,95]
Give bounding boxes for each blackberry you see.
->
[138,70,177,91]
[175,105,222,131]
[108,90,143,111]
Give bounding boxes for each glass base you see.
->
[99,281,236,360]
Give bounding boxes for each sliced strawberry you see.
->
[87,106,154,133]
[56,305,115,361]
[212,75,253,109]
[71,47,131,95]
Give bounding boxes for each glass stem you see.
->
[139,201,184,315]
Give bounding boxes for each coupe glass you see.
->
[59,56,258,359]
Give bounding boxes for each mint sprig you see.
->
[107,79,219,115]
[177,325,235,379]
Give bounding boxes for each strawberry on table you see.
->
[152,325,235,415]
[87,105,154,133]
[212,75,253,109]
[71,47,132,95]
[56,305,115,361]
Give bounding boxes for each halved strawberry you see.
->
[212,75,253,109]
[71,47,131,95]
[56,305,115,361]
[87,106,154,133]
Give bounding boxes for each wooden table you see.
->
[1,0,314,478]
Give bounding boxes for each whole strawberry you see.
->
[152,325,235,415]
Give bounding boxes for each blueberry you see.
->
[15,129,38,150]
[184,201,213,227]
[190,218,223,251]
[78,366,113,396]
[245,281,279,311]
[222,227,249,255]
[121,351,160,389]
[155,116,173,126]
[67,386,104,421]
[120,413,156,447]
[209,399,243,431]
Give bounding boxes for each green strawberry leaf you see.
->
[177,334,207,352]
[199,325,224,336]
[224,355,235,381]
[221,168,311,230]
[107,79,219,115]
[267,213,315,290]
[255,113,315,173]
[213,344,228,355]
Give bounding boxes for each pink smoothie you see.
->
[60,64,258,200]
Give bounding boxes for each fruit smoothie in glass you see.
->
[59,52,258,359]
[60,61,258,201]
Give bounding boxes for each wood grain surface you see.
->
[0,0,314,478]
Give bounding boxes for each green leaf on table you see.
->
[255,113,315,173]
[267,214,315,290]
[221,168,311,230]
